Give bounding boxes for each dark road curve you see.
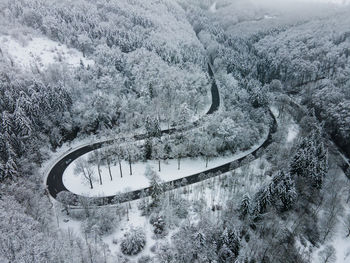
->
[46,63,276,206]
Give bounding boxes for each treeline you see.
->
[0,73,72,180]
[167,1,349,262]
[6,0,205,64]
[127,119,331,263]
[184,0,350,157]
[0,1,212,261]
[253,12,350,156]
[1,0,211,135]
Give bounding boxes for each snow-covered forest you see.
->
[1,0,350,262]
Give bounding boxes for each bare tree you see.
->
[124,140,138,175]
[112,141,124,178]
[320,175,345,242]
[318,245,336,263]
[172,144,186,170]
[74,157,94,189]
[343,214,350,237]
[100,148,113,181]
[90,150,103,185]
[106,154,113,181]
[56,191,76,215]
[201,135,217,168]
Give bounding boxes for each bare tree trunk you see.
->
[178,157,181,170]
[56,210,60,227]
[158,158,161,172]
[89,176,93,189]
[118,157,123,178]
[83,168,93,189]
[97,163,102,185]
[85,232,93,263]
[129,155,132,175]
[206,157,209,168]
[107,158,112,181]
[126,204,129,221]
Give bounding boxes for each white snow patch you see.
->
[105,203,156,258]
[311,169,350,263]
[63,130,268,197]
[270,106,279,119]
[0,35,94,69]
[286,123,299,143]
[264,15,276,19]
[209,2,217,13]
[311,205,350,263]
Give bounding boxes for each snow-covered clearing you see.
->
[0,35,93,69]
[263,15,276,19]
[209,2,217,13]
[63,130,268,197]
[57,199,154,259]
[270,106,279,119]
[286,122,299,143]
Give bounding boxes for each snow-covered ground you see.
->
[286,122,299,143]
[263,15,277,19]
[58,155,271,261]
[63,130,268,197]
[327,219,350,263]
[0,35,93,69]
[209,2,217,13]
[311,174,350,263]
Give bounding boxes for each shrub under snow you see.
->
[121,227,146,255]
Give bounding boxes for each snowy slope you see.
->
[0,35,94,69]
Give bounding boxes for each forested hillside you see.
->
[254,13,350,156]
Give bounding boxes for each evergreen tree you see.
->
[290,128,328,193]
[217,228,240,262]
[252,185,272,216]
[148,170,163,205]
[239,193,251,220]
[313,141,328,189]
[271,171,297,212]
[4,155,18,179]
[144,138,153,160]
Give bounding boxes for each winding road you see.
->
[46,64,277,206]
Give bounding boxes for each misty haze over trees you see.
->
[1,0,350,262]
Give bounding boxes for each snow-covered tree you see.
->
[120,227,146,256]
[152,138,164,172]
[124,140,139,175]
[239,193,251,220]
[56,190,76,214]
[147,167,163,205]
[111,140,124,178]
[271,171,297,212]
